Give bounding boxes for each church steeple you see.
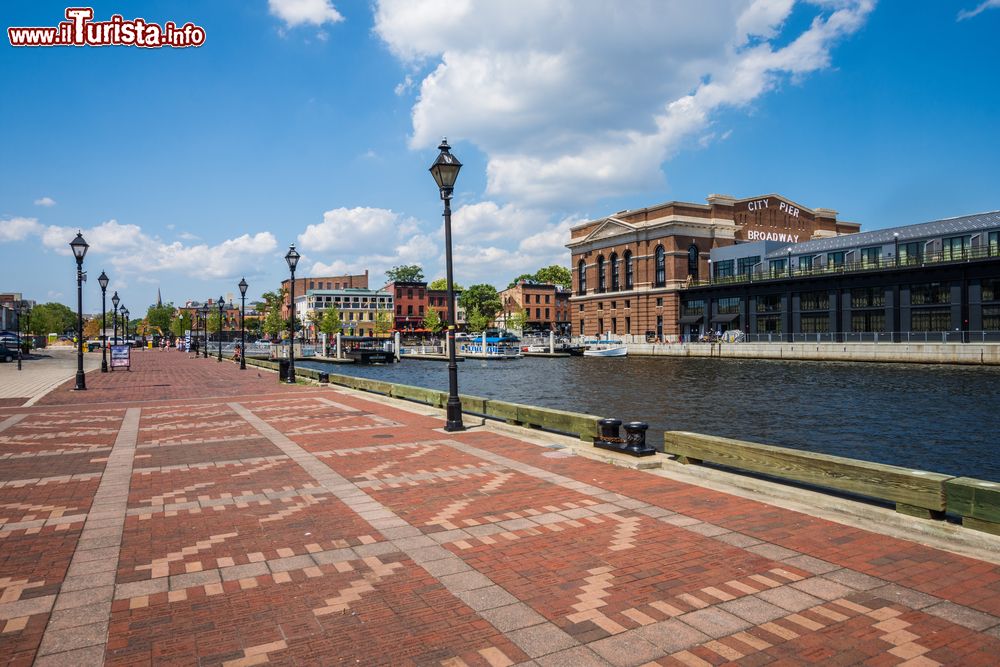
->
[157,288,162,307]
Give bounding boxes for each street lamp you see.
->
[98,271,109,372]
[893,232,900,267]
[70,232,89,391]
[238,278,248,370]
[123,308,130,348]
[429,138,464,431]
[111,291,120,345]
[16,300,25,371]
[787,248,792,278]
[284,244,300,383]
[217,296,225,362]
[199,304,209,358]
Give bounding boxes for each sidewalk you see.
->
[0,351,998,665]
[0,348,102,408]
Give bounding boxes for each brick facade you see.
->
[567,193,860,341]
[497,282,572,333]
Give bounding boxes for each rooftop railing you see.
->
[694,244,1000,288]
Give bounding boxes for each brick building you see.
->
[385,281,465,332]
[566,193,860,341]
[497,282,571,333]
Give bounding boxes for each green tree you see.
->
[423,307,443,334]
[28,302,76,335]
[145,303,174,333]
[169,312,192,338]
[428,278,463,291]
[507,273,535,288]
[374,308,393,336]
[459,284,502,322]
[533,265,572,289]
[319,306,343,337]
[386,264,424,283]
[259,289,286,338]
[506,306,527,333]
[206,311,221,338]
[465,307,492,333]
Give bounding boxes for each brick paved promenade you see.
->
[1,352,998,666]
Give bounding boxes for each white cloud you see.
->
[4,217,276,280]
[298,207,439,287]
[268,0,344,27]
[375,0,874,207]
[0,216,42,242]
[33,197,56,207]
[958,0,1000,20]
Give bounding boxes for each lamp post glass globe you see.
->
[429,139,464,431]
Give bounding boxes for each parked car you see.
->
[0,342,15,363]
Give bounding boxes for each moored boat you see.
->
[582,338,627,357]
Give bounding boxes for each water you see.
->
[299,355,1000,481]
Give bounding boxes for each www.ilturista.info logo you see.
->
[8,7,206,48]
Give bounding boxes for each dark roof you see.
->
[766,210,1000,259]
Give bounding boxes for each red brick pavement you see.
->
[0,352,998,665]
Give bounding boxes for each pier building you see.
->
[681,210,1000,341]
[567,193,859,340]
[294,287,392,339]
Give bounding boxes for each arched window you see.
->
[654,245,666,287]
[577,259,587,295]
[610,253,619,291]
[687,243,699,280]
[624,250,634,290]
[597,255,606,293]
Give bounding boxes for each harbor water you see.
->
[299,356,1000,482]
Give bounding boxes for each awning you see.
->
[710,313,740,324]
[678,315,704,325]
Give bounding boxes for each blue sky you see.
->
[1,0,998,315]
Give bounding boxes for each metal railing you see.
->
[695,244,1000,288]
[678,330,1000,344]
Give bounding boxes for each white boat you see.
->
[582,339,627,357]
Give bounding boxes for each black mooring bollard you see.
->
[597,418,622,444]
[623,422,656,457]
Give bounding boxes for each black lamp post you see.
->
[894,232,900,267]
[238,278,248,370]
[200,304,209,358]
[70,232,89,391]
[285,245,300,383]
[217,296,225,362]
[16,300,24,371]
[429,138,464,431]
[123,308,130,347]
[98,271,109,372]
[111,291,120,345]
[787,248,792,278]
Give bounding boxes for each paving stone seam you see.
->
[439,437,1000,634]
[0,388,334,415]
[229,400,580,660]
[34,407,140,663]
